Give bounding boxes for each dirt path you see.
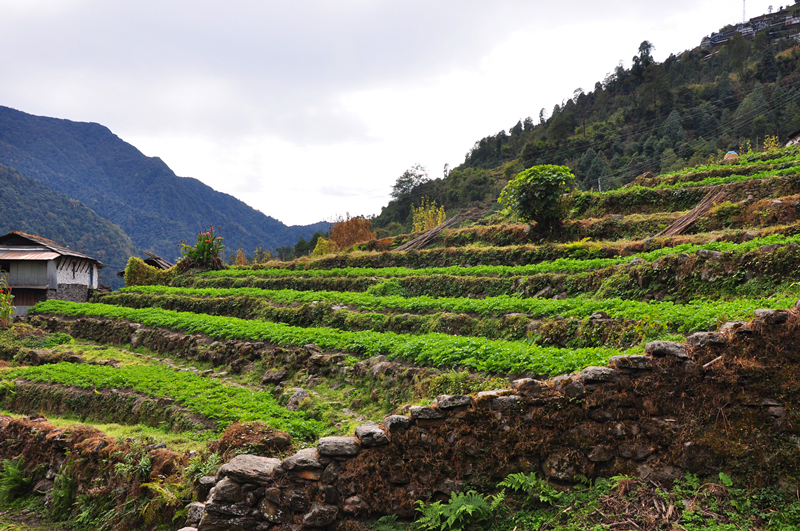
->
[0,507,71,530]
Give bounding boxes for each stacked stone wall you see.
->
[12,308,800,530]
[181,308,800,530]
[54,283,90,303]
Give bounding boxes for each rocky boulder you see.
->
[216,455,282,485]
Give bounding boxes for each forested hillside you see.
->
[375,7,800,229]
[0,106,328,262]
[0,163,138,287]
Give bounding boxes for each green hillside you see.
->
[0,163,138,287]
[375,6,800,230]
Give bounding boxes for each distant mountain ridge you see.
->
[0,105,327,269]
[0,163,139,288]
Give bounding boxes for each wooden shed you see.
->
[0,231,104,314]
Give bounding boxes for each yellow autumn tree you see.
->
[411,196,446,232]
[763,134,781,152]
[311,237,338,257]
[235,246,248,266]
[252,245,271,264]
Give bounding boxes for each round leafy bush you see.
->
[498,165,575,231]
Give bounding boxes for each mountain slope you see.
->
[0,106,327,261]
[374,6,800,229]
[0,163,139,287]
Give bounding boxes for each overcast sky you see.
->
[0,0,782,225]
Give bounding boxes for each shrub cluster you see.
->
[177,225,225,271]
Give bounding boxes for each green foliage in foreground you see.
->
[401,473,800,531]
[205,233,800,279]
[0,458,33,504]
[118,285,796,334]
[1,363,323,440]
[414,490,503,531]
[30,301,621,375]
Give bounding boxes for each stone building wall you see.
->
[54,283,90,303]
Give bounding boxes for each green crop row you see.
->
[652,166,800,190]
[203,233,800,280]
[29,300,621,376]
[567,172,800,219]
[101,290,538,341]
[249,216,686,273]
[216,257,624,278]
[198,223,791,275]
[178,273,555,298]
[644,153,800,185]
[1,363,324,440]
[178,243,800,301]
[661,147,800,177]
[115,285,795,334]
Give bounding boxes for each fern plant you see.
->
[413,490,496,531]
[498,472,563,506]
[372,514,405,531]
[114,454,152,481]
[50,466,78,521]
[140,479,185,525]
[0,457,33,503]
[73,493,119,531]
[184,452,222,483]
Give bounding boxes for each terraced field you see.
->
[4,147,800,530]
[11,147,800,410]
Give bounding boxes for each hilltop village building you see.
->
[701,7,800,48]
[0,231,103,314]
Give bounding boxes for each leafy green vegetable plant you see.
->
[4,361,324,439]
[29,300,620,375]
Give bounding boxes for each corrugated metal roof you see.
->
[0,250,60,260]
[0,231,104,268]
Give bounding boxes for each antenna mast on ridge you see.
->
[743,0,746,24]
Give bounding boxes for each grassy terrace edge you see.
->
[207,233,800,278]
[1,363,324,440]
[29,300,621,376]
[114,285,797,335]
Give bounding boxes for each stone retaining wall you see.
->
[0,414,185,528]
[14,308,800,530]
[23,314,443,403]
[179,308,800,530]
[2,380,215,432]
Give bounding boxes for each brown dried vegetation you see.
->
[329,213,377,250]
